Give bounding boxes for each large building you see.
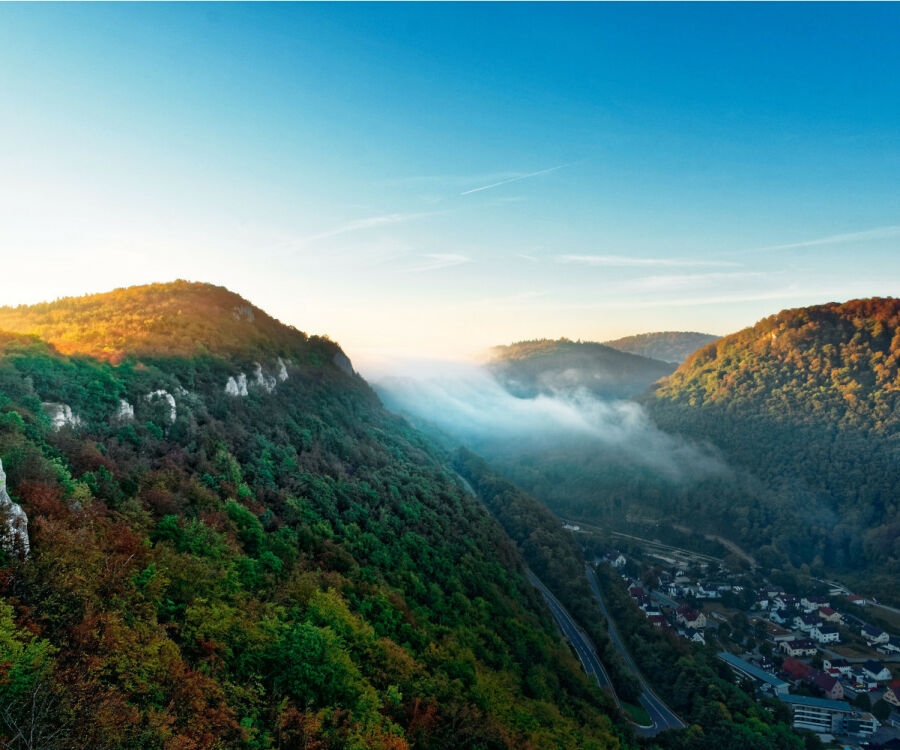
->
[717,652,790,697]
[780,694,877,737]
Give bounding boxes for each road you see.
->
[526,571,619,702]
[585,564,686,736]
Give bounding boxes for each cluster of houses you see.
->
[622,580,710,644]
[757,588,900,656]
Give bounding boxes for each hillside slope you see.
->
[487,340,675,400]
[646,298,900,595]
[603,332,719,364]
[0,283,627,750]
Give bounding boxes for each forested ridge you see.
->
[487,339,675,400]
[0,283,630,750]
[646,298,900,597]
[602,333,719,365]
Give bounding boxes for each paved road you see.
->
[585,565,685,736]
[526,571,619,701]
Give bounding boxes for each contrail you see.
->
[460,164,568,195]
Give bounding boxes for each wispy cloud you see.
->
[625,271,765,292]
[408,253,472,273]
[460,165,568,196]
[749,225,900,253]
[557,254,739,268]
[292,212,437,248]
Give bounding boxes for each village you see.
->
[600,544,900,749]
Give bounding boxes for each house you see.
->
[811,623,840,644]
[817,606,841,623]
[862,625,889,645]
[690,631,705,644]
[648,614,667,629]
[795,614,820,632]
[823,658,851,676]
[774,593,798,610]
[780,638,817,657]
[676,605,707,630]
[769,610,787,625]
[847,594,867,606]
[801,595,830,611]
[862,660,891,682]
[782,657,815,682]
[754,592,770,609]
[812,672,844,700]
[629,585,646,599]
[885,685,900,708]
[604,550,626,569]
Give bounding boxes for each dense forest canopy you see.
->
[487,339,675,400]
[645,298,900,597]
[602,332,720,365]
[0,283,630,749]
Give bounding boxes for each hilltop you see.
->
[646,298,900,597]
[487,339,675,400]
[0,282,627,749]
[603,332,719,364]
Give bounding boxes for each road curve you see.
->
[585,564,685,736]
[526,570,619,702]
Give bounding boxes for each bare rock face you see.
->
[225,373,249,397]
[0,459,29,555]
[115,399,135,422]
[277,357,289,382]
[332,351,355,377]
[145,390,177,423]
[253,363,277,393]
[42,402,82,431]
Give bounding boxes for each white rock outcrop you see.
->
[145,390,177,423]
[277,357,289,382]
[225,373,249,397]
[0,459,29,554]
[42,402,82,431]
[115,399,135,422]
[253,363,277,393]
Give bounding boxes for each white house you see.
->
[862,625,889,645]
[811,624,840,644]
[861,660,891,682]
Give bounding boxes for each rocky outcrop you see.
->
[42,402,82,431]
[225,360,288,397]
[145,390,177,423]
[0,459,28,554]
[114,399,135,422]
[332,351,356,377]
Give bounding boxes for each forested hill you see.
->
[0,282,628,749]
[646,298,900,596]
[487,339,675,400]
[602,332,719,364]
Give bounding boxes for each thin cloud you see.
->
[292,212,437,248]
[408,253,472,273]
[460,165,568,196]
[625,271,765,292]
[557,254,739,268]
[749,225,900,253]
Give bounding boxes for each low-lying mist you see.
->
[374,363,729,483]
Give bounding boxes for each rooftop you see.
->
[718,652,790,690]
[780,694,851,711]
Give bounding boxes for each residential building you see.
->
[823,658,851,676]
[795,614,819,632]
[782,657,814,682]
[862,625,889,645]
[676,605,706,630]
[811,623,840,644]
[780,638,817,657]
[812,672,844,700]
[801,595,830,611]
[862,660,891,682]
[885,685,900,708]
[817,606,841,623]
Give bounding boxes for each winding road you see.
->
[585,564,685,736]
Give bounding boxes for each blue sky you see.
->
[1,3,898,368]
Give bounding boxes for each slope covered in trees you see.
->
[0,283,630,750]
[487,340,675,400]
[603,332,719,364]
[646,298,900,597]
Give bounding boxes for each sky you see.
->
[1,3,899,372]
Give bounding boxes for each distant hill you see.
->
[0,282,626,748]
[487,338,675,400]
[603,331,719,363]
[645,298,900,598]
